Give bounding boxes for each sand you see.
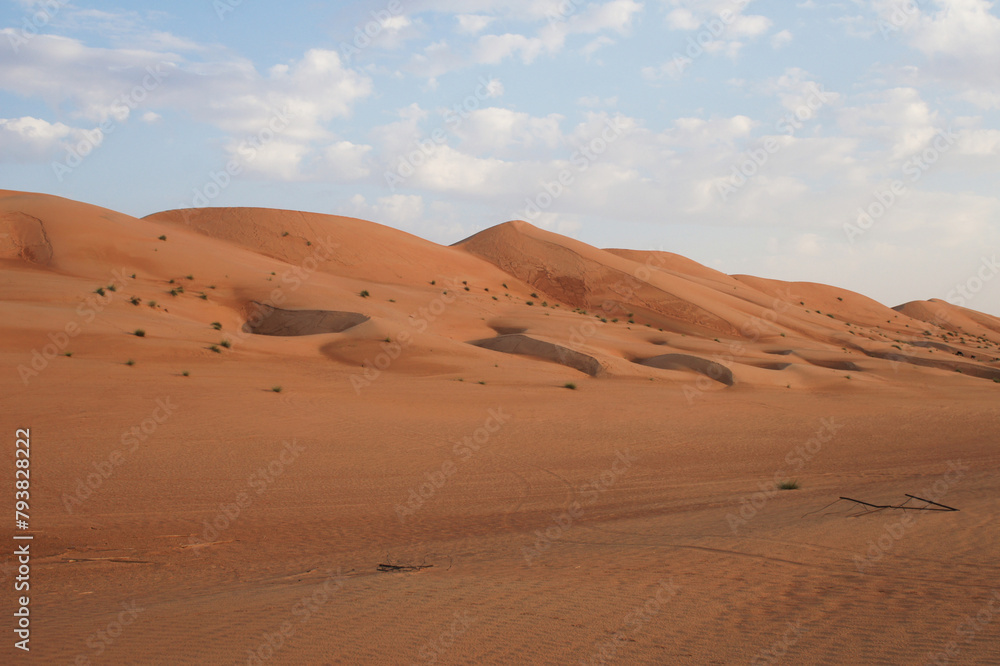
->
[2,190,998,664]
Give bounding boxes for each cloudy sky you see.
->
[2,0,999,313]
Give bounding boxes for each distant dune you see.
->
[2,189,998,390]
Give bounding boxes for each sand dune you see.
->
[3,191,999,665]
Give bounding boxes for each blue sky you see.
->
[2,0,999,314]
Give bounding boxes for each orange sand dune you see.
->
[2,191,999,665]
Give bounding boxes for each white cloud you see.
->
[341,193,426,227]
[582,35,615,58]
[955,129,1000,156]
[452,107,564,154]
[474,33,546,64]
[770,29,793,48]
[319,141,374,180]
[456,14,495,34]
[0,35,373,177]
[409,0,568,22]
[837,87,939,160]
[898,0,1000,104]
[729,13,772,37]
[409,0,642,76]
[665,8,701,30]
[645,1,775,78]
[0,116,77,161]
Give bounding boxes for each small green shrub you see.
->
[133,329,146,337]
[360,290,370,298]
[564,382,577,390]
[777,480,799,490]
